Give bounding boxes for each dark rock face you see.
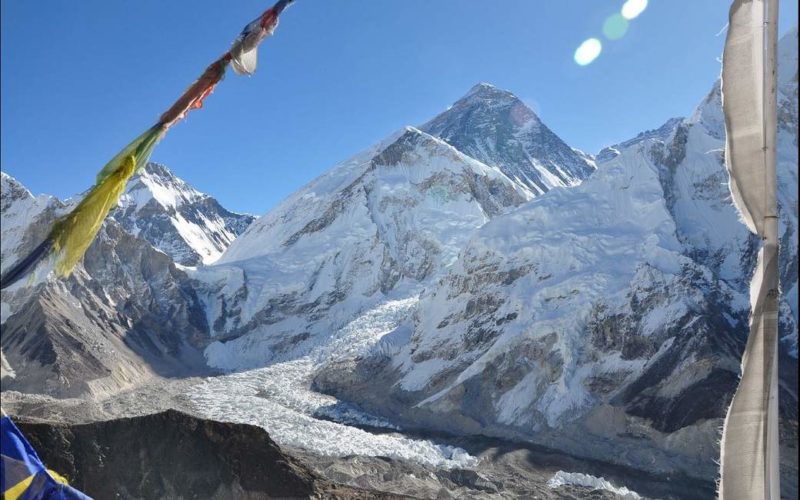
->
[17,410,387,500]
[421,83,596,195]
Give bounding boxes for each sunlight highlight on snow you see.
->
[621,0,648,20]
[548,471,642,499]
[574,38,602,66]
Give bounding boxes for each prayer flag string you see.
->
[1,0,295,289]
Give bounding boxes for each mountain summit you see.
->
[201,126,530,369]
[421,83,596,196]
[113,163,255,266]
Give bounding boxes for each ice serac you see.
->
[315,30,798,492]
[113,163,255,266]
[200,127,531,369]
[421,83,596,196]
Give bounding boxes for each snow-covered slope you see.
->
[198,127,531,369]
[1,173,62,277]
[316,29,799,487]
[200,84,601,370]
[776,27,800,328]
[1,173,67,326]
[421,83,596,196]
[316,122,747,475]
[113,163,255,266]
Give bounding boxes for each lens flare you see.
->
[603,14,629,40]
[574,38,602,66]
[621,0,648,20]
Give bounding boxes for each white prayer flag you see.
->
[718,0,781,498]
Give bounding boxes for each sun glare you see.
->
[603,14,629,40]
[574,38,602,66]
[621,0,648,20]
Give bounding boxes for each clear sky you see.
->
[2,1,797,215]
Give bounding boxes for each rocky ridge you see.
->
[18,409,404,499]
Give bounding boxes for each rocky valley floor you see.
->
[2,376,715,500]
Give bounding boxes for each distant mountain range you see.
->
[1,27,797,494]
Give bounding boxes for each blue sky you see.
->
[2,1,797,215]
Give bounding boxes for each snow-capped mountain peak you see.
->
[688,82,724,138]
[421,83,596,196]
[462,82,533,110]
[199,125,532,368]
[124,163,205,211]
[113,163,255,266]
[1,172,62,276]
[218,126,530,266]
[313,30,798,491]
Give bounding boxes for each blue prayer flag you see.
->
[1,415,91,500]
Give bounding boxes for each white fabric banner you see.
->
[719,0,781,499]
[721,0,767,236]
